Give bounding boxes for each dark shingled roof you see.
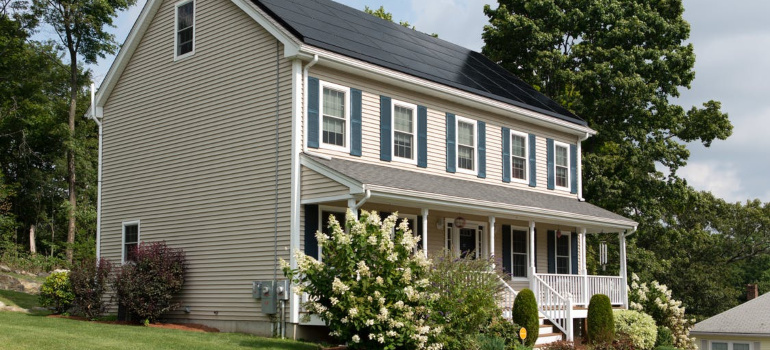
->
[305,155,635,225]
[252,0,587,127]
[692,292,770,335]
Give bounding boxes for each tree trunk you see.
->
[29,225,36,255]
[66,52,77,263]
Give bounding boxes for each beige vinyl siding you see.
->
[305,65,579,198]
[100,0,293,328]
[301,167,350,200]
[694,335,770,350]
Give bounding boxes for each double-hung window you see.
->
[174,0,195,59]
[392,101,417,163]
[122,221,140,263]
[320,81,350,151]
[511,229,528,278]
[554,141,570,190]
[456,117,476,172]
[556,232,570,274]
[511,131,528,182]
[711,342,752,350]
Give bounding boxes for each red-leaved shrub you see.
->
[70,257,113,319]
[113,241,186,323]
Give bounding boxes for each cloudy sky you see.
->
[89,0,770,203]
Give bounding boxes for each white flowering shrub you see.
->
[281,210,443,350]
[629,273,695,350]
[613,309,657,350]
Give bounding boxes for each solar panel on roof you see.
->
[253,0,586,126]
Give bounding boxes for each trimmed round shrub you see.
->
[70,257,113,319]
[39,271,74,314]
[614,310,657,350]
[587,294,615,344]
[512,288,539,346]
[655,326,674,347]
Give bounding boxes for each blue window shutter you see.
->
[380,96,392,161]
[350,88,362,156]
[571,232,578,274]
[529,133,537,187]
[304,204,319,259]
[547,230,555,274]
[546,138,555,190]
[502,127,510,183]
[446,113,456,173]
[570,144,578,194]
[502,225,512,275]
[533,228,538,273]
[417,106,428,168]
[477,121,486,178]
[307,77,320,149]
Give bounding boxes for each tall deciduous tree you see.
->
[32,0,135,262]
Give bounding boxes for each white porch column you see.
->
[579,227,588,305]
[529,220,536,285]
[421,208,429,258]
[488,216,496,259]
[348,198,358,220]
[619,231,628,308]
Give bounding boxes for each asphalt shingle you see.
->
[692,292,770,335]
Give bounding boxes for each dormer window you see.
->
[175,0,195,59]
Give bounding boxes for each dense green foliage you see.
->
[587,294,615,344]
[511,289,538,347]
[485,317,523,350]
[39,271,74,314]
[69,257,112,319]
[476,334,506,350]
[113,242,186,324]
[482,0,770,320]
[655,327,673,347]
[542,341,575,350]
[614,310,657,350]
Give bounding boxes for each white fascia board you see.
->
[365,185,637,231]
[93,0,302,110]
[299,155,365,195]
[298,45,597,138]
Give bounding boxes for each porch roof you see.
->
[302,154,637,230]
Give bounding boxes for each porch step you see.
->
[535,333,563,346]
[540,324,554,334]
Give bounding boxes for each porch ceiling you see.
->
[301,153,638,231]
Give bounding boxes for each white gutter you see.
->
[87,83,104,260]
[354,189,371,208]
[302,55,319,154]
[577,132,590,201]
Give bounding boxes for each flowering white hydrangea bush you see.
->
[281,210,443,350]
[613,309,657,350]
[629,273,695,350]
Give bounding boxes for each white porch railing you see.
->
[496,275,518,320]
[535,273,625,306]
[587,275,624,305]
[538,273,586,306]
[532,273,573,340]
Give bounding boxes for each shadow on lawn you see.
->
[238,339,319,349]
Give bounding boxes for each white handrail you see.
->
[533,274,573,341]
[497,275,518,320]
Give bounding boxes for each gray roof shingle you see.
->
[252,0,587,127]
[692,292,770,335]
[305,155,635,226]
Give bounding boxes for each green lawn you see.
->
[0,289,41,309]
[0,311,320,350]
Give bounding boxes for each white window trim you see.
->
[455,115,477,175]
[173,0,195,61]
[710,341,753,350]
[509,130,529,184]
[510,226,529,281]
[554,231,571,274]
[444,218,487,259]
[121,220,141,264]
[553,140,571,192]
[318,80,351,153]
[391,99,418,165]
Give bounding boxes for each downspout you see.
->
[302,55,319,154]
[347,189,371,220]
[88,83,103,261]
[577,132,590,202]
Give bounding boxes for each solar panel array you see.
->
[253,0,586,126]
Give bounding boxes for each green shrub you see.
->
[512,289,539,347]
[427,250,504,350]
[655,327,673,347]
[70,257,112,319]
[39,271,73,314]
[113,241,186,324]
[477,333,506,350]
[614,310,657,350]
[590,337,636,350]
[486,317,522,350]
[654,346,677,350]
[587,294,615,344]
[629,274,694,350]
[543,341,576,350]
[1,250,68,274]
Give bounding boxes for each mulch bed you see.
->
[46,315,220,333]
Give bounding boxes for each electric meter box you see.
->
[256,280,277,314]
[276,280,290,301]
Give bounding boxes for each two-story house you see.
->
[89,0,637,342]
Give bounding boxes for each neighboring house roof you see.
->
[303,154,636,228]
[252,0,586,127]
[692,292,770,336]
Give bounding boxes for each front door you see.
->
[445,219,485,259]
[459,228,478,259]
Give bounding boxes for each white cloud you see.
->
[678,161,752,202]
